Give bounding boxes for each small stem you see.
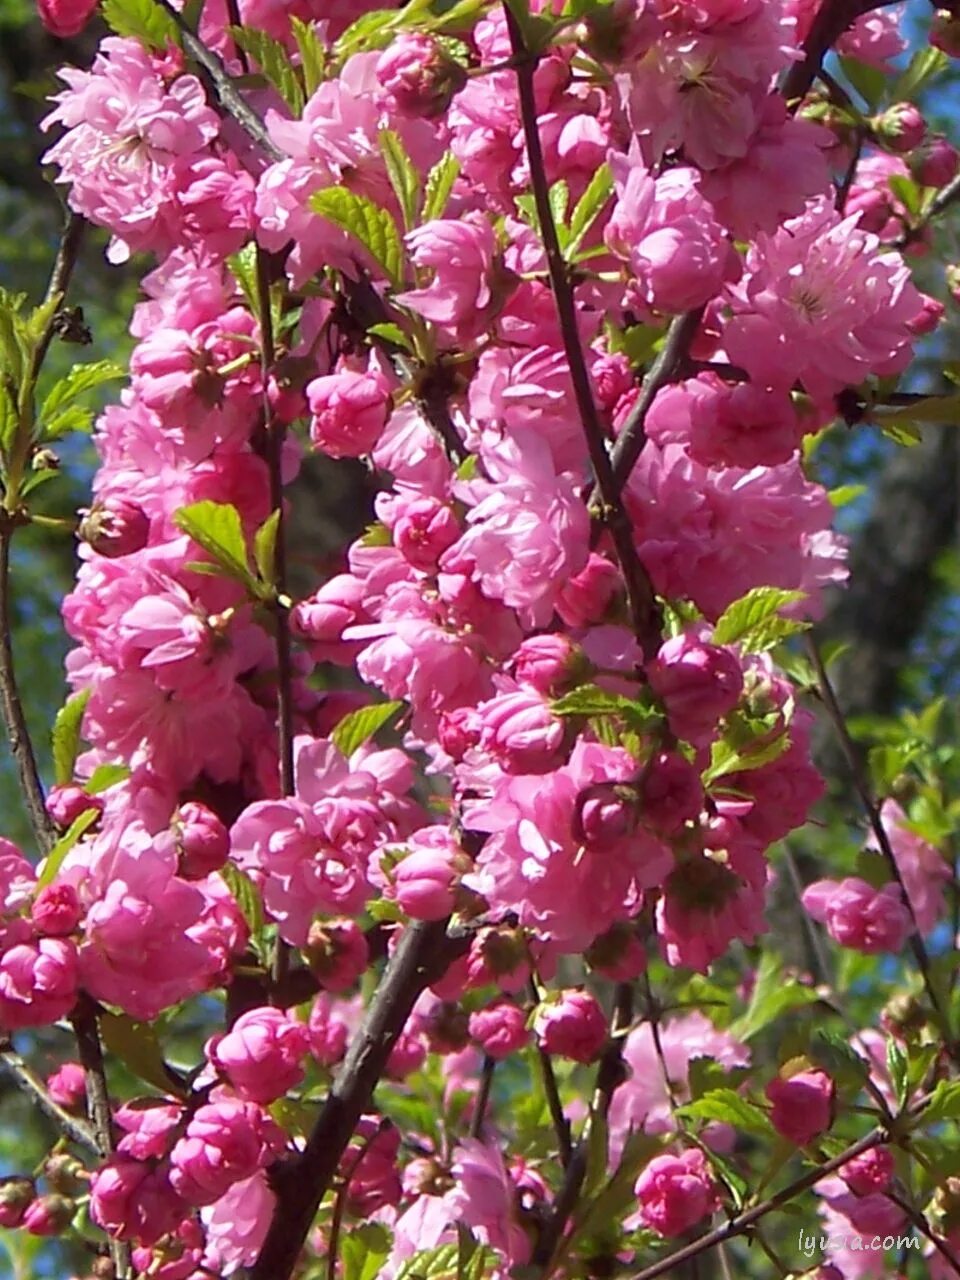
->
[0,1046,97,1153]
[535,1043,573,1169]
[469,1056,496,1140]
[30,213,85,382]
[886,1190,960,1277]
[806,634,955,1054]
[326,1122,386,1280]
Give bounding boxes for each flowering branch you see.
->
[781,0,904,102]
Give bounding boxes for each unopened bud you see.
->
[78,497,150,559]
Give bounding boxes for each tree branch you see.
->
[248,919,466,1280]
[781,0,904,103]
[503,5,661,658]
[0,1045,97,1154]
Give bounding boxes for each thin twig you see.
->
[30,212,85,379]
[469,1056,496,1140]
[806,634,955,1054]
[0,1047,97,1153]
[886,1190,960,1277]
[781,0,904,103]
[535,1045,574,1169]
[154,0,282,163]
[609,308,705,495]
[326,1121,387,1280]
[504,4,661,658]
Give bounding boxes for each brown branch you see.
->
[503,4,661,659]
[326,1120,387,1280]
[248,919,466,1280]
[886,1190,960,1277]
[781,0,904,103]
[806,633,956,1056]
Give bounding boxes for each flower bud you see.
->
[635,1149,719,1238]
[44,1152,85,1195]
[468,1000,530,1060]
[510,635,586,696]
[385,1028,427,1079]
[648,635,743,747]
[574,783,639,851]
[466,925,531,993]
[586,922,646,980]
[47,1061,86,1109]
[912,135,960,187]
[46,784,102,831]
[36,0,97,37]
[304,918,369,992]
[931,9,960,57]
[393,497,459,570]
[437,706,482,762]
[23,1192,75,1236]
[78,498,150,559]
[842,1147,895,1196]
[478,690,568,775]
[375,32,466,118]
[206,1006,311,1104]
[31,883,82,936]
[873,103,926,154]
[306,366,392,458]
[765,1068,835,1146]
[0,1177,35,1228]
[174,802,229,879]
[534,989,607,1064]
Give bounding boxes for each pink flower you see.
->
[0,935,78,1030]
[444,430,589,628]
[606,151,731,314]
[91,1157,185,1246]
[201,1171,276,1274]
[446,1139,531,1263]
[392,830,463,921]
[376,33,466,117]
[306,365,393,459]
[868,800,950,933]
[468,1000,530,1060]
[648,633,743,746]
[304,918,369,992]
[534,989,607,1063]
[397,216,500,335]
[843,1148,895,1196]
[78,497,151,558]
[308,993,351,1066]
[22,1194,74,1237]
[874,102,926,154]
[802,878,913,953]
[46,1062,86,1110]
[511,635,584,696]
[207,1007,311,1104]
[634,1149,720,1238]
[392,497,460,571]
[478,690,568,776]
[724,198,922,407]
[766,1069,835,1145]
[174,802,229,879]
[169,1099,284,1207]
[31,884,82,937]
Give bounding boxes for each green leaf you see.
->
[39,360,124,441]
[231,26,305,114]
[291,16,326,97]
[871,394,960,429]
[677,1087,775,1137]
[36,808,99,891]
[368,322,413,351]
[567,162,613,258]
[921,1080,960,1126]
[711,586,807,650]
[174,500,253,587]
[52,688,92,786]
[892,46,948,102]
[341,1223,393,1280]
[253,509,280,587]
[380,129,421,231]
[220,862,265,944]
[335,6,400,59]
[422,153,461,223]
[828,483,867,508]
[100,1012,188,1099]
[837,55,887,110]
[887,174,923,219]
[395,1244,461,1280]
[101,0,180,49]
[703,730,790,783]
[730,949,819,1041]
[84,763,131,794]
[331,700,403,757]
[227,243,259,311]
[549,178,570,231]
[809,1029,871,1088]
[310,187,405,286]
[887,1039,908,1108]
[551,685,658,728]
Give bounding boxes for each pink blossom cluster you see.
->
[12,0,952,1272]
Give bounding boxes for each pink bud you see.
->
[437,706,482,762]
[36,0,97,37]
[0,1177,35,1228]
[31,883,81,936]
[175,802,229,878]
[635,1149,720,1237]
[912,135,960,187]
[586,923,647,980]
[466,926,531,994]
[907,292,945,336]
[510,634,585,696]
[766,1068,835,1145]
[468,1000,530,1060]
[802,878,913,954]
[46,784,102,830]
[478,690,568,775]
[640,751,703,835]
[308,995,349,1066]
[534,989,607,1064]
[574,783,639,851]
[23,1193,74,1237]
[394,847,458,921]
[78,497,150,559]
[304,918,369,992]
[46,1061,86,1109]
[874,103,926,154]
[375,32,466,118]
[648,634,743,746]
[306,367,392,459]
[385,1028,427,1079]
[555,553,621,627]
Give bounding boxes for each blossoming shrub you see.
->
[1,0,960,1277]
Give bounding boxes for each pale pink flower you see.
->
[867,800,950,933]
[634,1149,720,1237]
[802,878,913,954]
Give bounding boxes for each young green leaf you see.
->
[52,688,92,786]
[100,1012,189,1099]
[677,1087,776,1138]
[380,129,421,230]
[36,808,100,891]
[253,509,280,587]
[310,187,405,286]
[331,700,403,757]
[39,360,125,441]
[101,0,180,50]
[422,153,461,223]
[567,162,613,258]
[711,586,807,650]
[291,16,326,97]
[173,500,254,587]
[231,27,305,115]
[730,949,819,1040]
